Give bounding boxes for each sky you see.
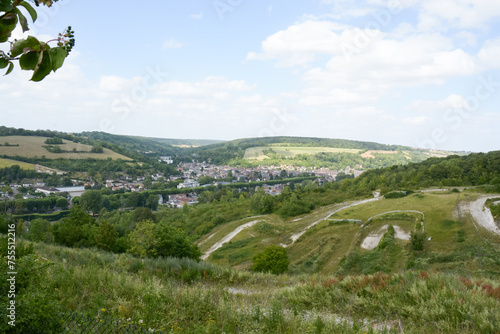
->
[1,0,500,152]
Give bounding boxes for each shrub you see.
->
[410,230,426,251]
[252,245,289,275]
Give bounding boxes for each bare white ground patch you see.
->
[360,226,387,250]
[287,196,381,247]
[201,220,261,260]
[360,225,411,250]
[393,225,411,240]
[467,196,500,235]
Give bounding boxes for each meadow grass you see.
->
[243,146,362,160]
[0,158,35,169]
[20,241,500,333]
[0,136,131,160]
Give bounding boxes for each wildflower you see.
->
[101,308,106,312]
[139,319,144,324]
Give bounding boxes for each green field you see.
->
[243,146,362,160]
[0,136,131,160]
[200,191,500,276]
[0,158,35,169]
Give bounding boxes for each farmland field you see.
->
[0,136,131,160]
[0,158,35,169]
[243,146,362,160]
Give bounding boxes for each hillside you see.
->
[0,135,131,160]
[199,189,500,277]
[1,148,500,333]
[145,137,224,147]
[182,136,463,169]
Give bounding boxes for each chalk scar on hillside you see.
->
[201,220,261,260]
[360,225,411,251]
[285,194,381,248]
[466,196,500,235]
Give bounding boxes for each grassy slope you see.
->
[201,190,500,277]
[18,240,500,333]
[0,136,131,160]
[243,146,362,160]
[0,158,35,169]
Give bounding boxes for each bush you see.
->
[252,245,289,275]
[410,230,427,251]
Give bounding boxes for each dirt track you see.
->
[201,220,261,260]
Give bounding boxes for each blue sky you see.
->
[1,0,500,152]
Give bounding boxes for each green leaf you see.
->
[18,1,38,22]
[49,47,67,71]
[0,57,8,69]
[5,62,14,75]
[14,8,29,32]
[31,50,52,82]
[10,36,41,57]
[0,13,18,42]
[19,51,40,70]
[0,0,14,11]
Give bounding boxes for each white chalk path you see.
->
[467,196,500,236]
[285,193,381,247]
[201,220,261,260]
[360,225,411,250]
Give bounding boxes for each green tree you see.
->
[145,194,159,211]
[155,223,201,260]
[52,205,96,247]
[127,220,200,260]
[90,143,104,153]
[94,220,118,252]
[409,230,426,251]
[26,218,52,243]
[80,190,102,215]
[56,197,68,209]
[0,0,75,80]
[252,245,289,275]
[127,220,159,258]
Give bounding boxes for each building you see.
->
[177,179,200,189]
[56,186,86,198]
[159,156,174,164]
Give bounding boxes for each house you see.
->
[34,186,60,196]
[261,184,285,196]
[177,179,200,189]
[55,186,86,198]
[166,194,198,208]
[158,156,174,164]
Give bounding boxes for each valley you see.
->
[0,127,499,333]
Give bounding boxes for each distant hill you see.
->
[181,136,464,169]
[0,127,467,173]
[144,137,224,148]
[0,135,131,161]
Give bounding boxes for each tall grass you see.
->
[24,242,500,333]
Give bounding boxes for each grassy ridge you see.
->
[0,136,131,160]
[5,241,499,333]
[200,191,500,278]
[243,146,362,160]
[0,158,35,169]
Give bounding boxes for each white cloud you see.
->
[403,116,431,125]
[477,38,500,70]
[407,94,469,113]
[99,75,133,92]
[190,12,203,20]
[162,38,183,50]
[246,20,351,67]
[417,0,500,30]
